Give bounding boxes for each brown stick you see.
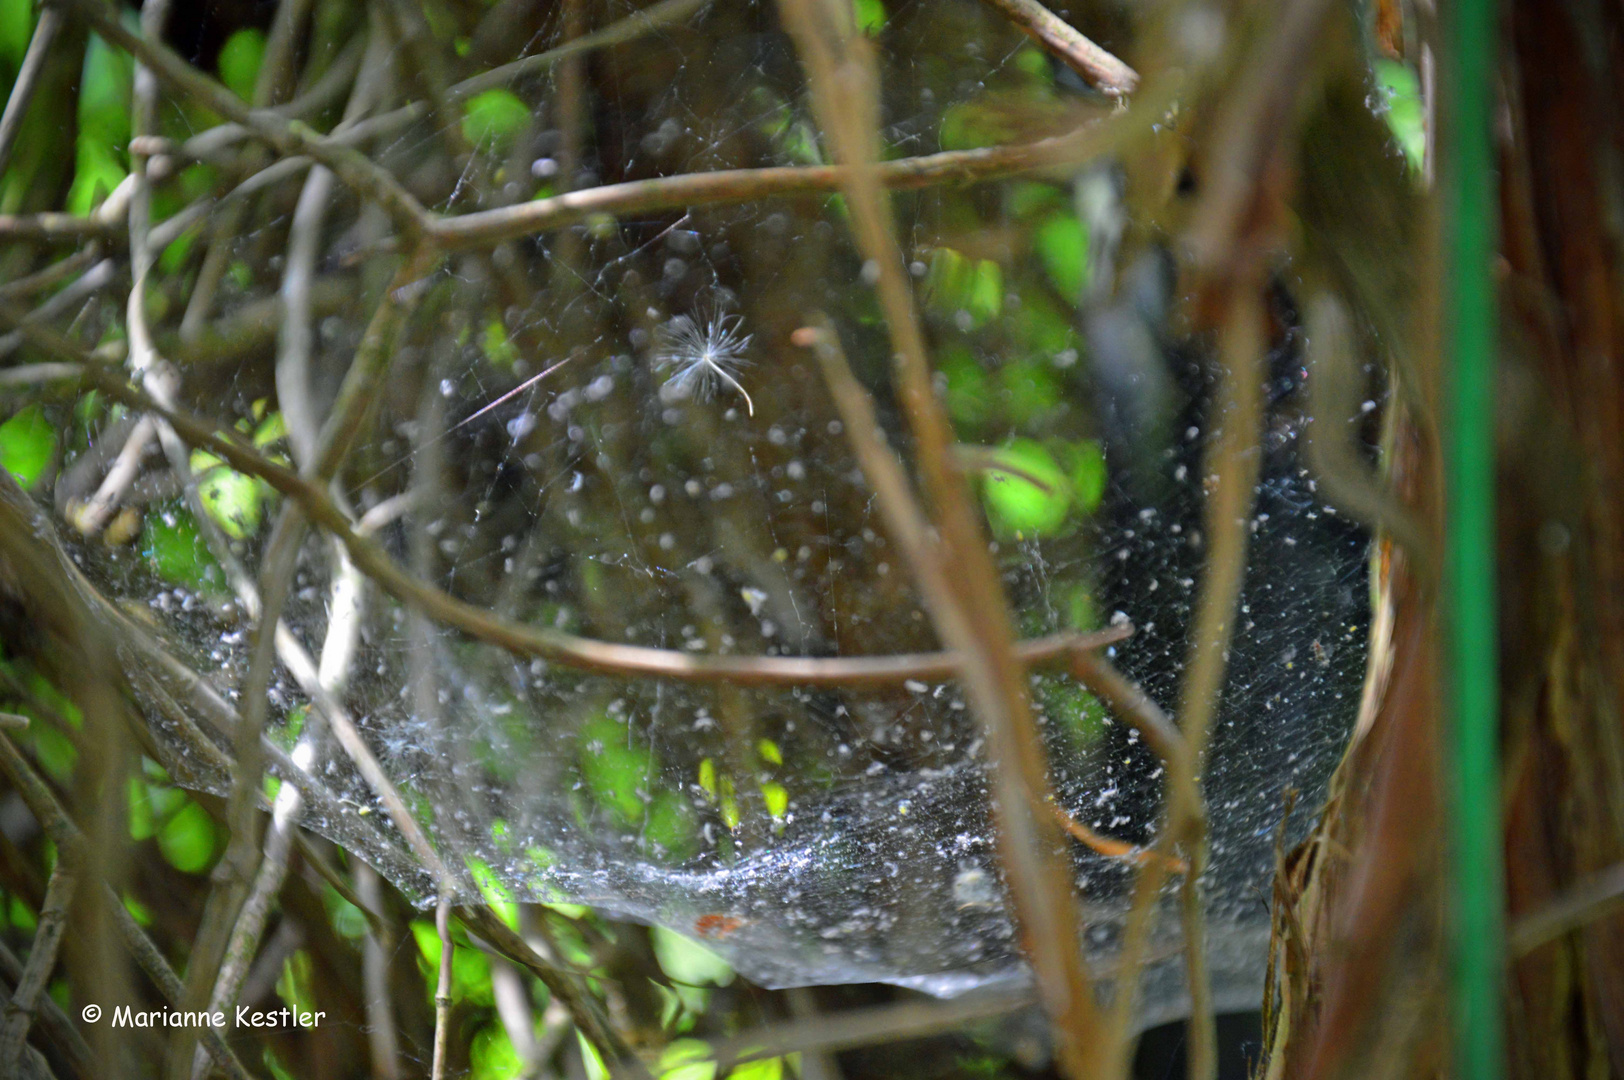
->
[976,0,1138,94]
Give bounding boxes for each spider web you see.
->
[50,0,1373,1024]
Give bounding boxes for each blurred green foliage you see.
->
[0,405,55,489]
[1374,59,1426,171]
[217,27,266,101]
[463,89,531,155]
[68,29,132,216]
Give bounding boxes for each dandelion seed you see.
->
[654,310,754,416]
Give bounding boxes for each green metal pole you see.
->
[1440,0,1504,1077]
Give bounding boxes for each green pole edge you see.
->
[1441,0,1505,1077]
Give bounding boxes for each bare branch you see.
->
[975,0,1138,94]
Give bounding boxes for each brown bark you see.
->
[1264,0,1624,1076]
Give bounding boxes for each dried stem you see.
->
[356,864,402,1080]
[0,6,65,178]
[0,853,77,1071]
[777,3,1106,1074]
[429,125,1122,250]
[65,0,430,241]
[976,0,1138,94]
[431,896,454,1080]
[0,734,255,1080]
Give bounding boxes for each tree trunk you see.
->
[1263,1,1624,1076]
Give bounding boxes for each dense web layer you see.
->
[29,0,1375,1023]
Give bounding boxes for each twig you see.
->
[428,124,1122,250]
[1184,0,1337,270]
[0,7,65,179]
[975,0,1138,95]
[455,0,711,99]
[430,896,454,1080]
[0,259,117,360]
[0,248,101,303]
[0,853,77,1071]
[279,25,395,467]
[777,3,1105,1074]
[457,906,649,1077]
[356,863,402,1080]
[107,892,257,1080]
[70,415,158,536]
[0,938,95,1080]
[0,213,119,247]
[1509,860,1624,956]
[1302,294,1432,568]
[702,991,1037,1075]
[65,0,430,241]
[0,303,1137,689]
[1048,795,1188,873]
[0,734,255,1080]
[1135,285,1268,1080]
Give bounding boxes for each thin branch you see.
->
[0,938,95,1080]
[975,0,1138,94]
[0,249,101,303]
[430,897,454,1080]
[428,124,1123,250]
[355,864,402,1080]
[64,0,430,241]
[0,213,120,247]
[0,734,255,1080]
[703,992,1037,1075]
[456,0,711,99]
[1509,860,1624,956]
[0,854,77,1071]
[457,906,648,1077]
[778,5,1106,1077]
[0,6,65,179]
[0,303,1136,689]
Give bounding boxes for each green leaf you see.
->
[644,789,697,860]
[123,893,154,927]
[462,89,531,154]
[157,799,217,874]
[470,1022,524,1080]
[217,28,266,101]
[68,31,132,215]
[967,259,1003,323]
[731,1058,786,1080]
[652,926,735,987]
[939,348,993,429]
[852,0,886,34]
[0,405,54,488]
[659,1039,718,1080]
[410,919,496,1007]
[760,780,788,818]
[577,1031,610,1080]
[1061,438,1107,512]
[979,439,1071,539]
[128,778,154,840]
[997,358,1062,426]
[1035,213,1089,301]
[467,856,519,928]
[755,738,782,766]
[197,462,265,539]
[1041,678,1108,745]
[481,317,520,369]
[275,950,317,1017]
[0,0,32,72]
[579,714,654,827]
[142,505,225,591]
[1374,59,1425,172]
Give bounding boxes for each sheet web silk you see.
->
[62,0,1370,1023]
